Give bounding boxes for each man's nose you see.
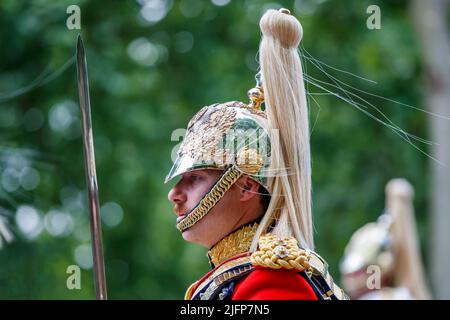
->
[168,186,186,204]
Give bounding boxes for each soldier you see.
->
[166,8,347,300]
[340,178,432,299]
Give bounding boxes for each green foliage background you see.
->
[0,0,431,299]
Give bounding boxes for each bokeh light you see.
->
[44,209,74,237]
[101,202,124,228]
[15,205,44,240]
[48,100,81,140]
[139,0,173,24]
[212,0,231,7]
[20,167,40,191]
[74,244,93,269]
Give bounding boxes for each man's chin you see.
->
[180,228,195,241]
[180,228,209,247]
[181,231,190,242]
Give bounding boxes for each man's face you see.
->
[168,169,253,248]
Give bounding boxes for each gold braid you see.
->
[250,234,350,300]
[250,233,313,274]
[176,166,243,232]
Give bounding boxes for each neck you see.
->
[207,222,259,268]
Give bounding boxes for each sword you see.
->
[76,35,108,300]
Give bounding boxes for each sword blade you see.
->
[76,35,108,300]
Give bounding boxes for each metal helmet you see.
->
[339,213,395,298]
[165,74,273,232]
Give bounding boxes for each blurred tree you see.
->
[411,0,450,299]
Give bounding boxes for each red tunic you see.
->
[232,267,318,300]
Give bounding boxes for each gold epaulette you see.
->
[250,233,313,274]
[250,233,349,300]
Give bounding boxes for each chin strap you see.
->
[177,166,243,232]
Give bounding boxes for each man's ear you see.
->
[238,176,260,202]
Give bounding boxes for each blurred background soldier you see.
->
[340,178,432,299]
